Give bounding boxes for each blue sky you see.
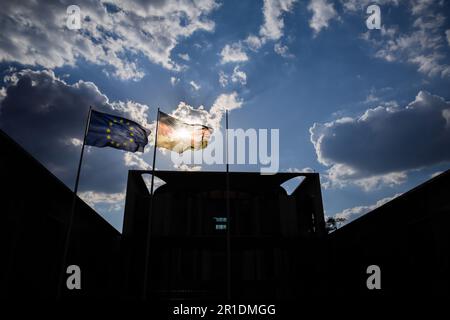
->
[1,0,450,231]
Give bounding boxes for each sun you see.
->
[174,127,191,140]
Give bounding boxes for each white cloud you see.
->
[287,167,315,173]
[208,92,244,128]
[340,0,364,11]
[364,93,379,104]
[124,153,151,170]
[170,76,180,86]
[430,171,443,178]
[333,193,401,223]
[259,0,297,41]
[0,87,6,104]
[245,35,263,51]
[219,71,228,87]
[79,191,126,211]
[189,80,201,91]
[322,163,407,191]
[231,66,247,85]
[173,163,202,171]
[411,0,435,15]
[110,100,151,128]
[307,0,337,35]
[274,43,294,58]
[340,0,400,12]
[167,92,243,131]
[310,91,450,190]
[79,189,127,217]
[363,87,385,104]
[446,30,450,46]
[361,1,450,78]
[0,0,219,80]
[443,109,450,127]
[410,54,450,77]
[178,53,191,61]
[210,92,243,117]
[218,67,247,87]
[219,0,297,65]
[66,138,83,147]
[220,43,249,64]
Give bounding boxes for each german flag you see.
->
[156,111,213,153]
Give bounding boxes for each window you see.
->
[213,217,227,231]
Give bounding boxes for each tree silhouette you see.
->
[325,216,347,233]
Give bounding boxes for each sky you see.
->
[1,0,450,232]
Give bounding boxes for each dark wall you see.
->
[327,170,450,296]
[0,130,121,298]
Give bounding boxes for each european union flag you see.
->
[86,110,151,152]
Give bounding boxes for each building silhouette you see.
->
[122,170,326,299]
[1,128,449,298]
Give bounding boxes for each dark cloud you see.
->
[310,91,450,187]
[0,69,150,194]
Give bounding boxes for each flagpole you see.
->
[225,109,231,300]
[201,131,204,163]
[56,106,92,299]
[143,107,160,299]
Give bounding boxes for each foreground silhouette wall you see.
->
[0,130,121,298]
[327,170,450,295]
